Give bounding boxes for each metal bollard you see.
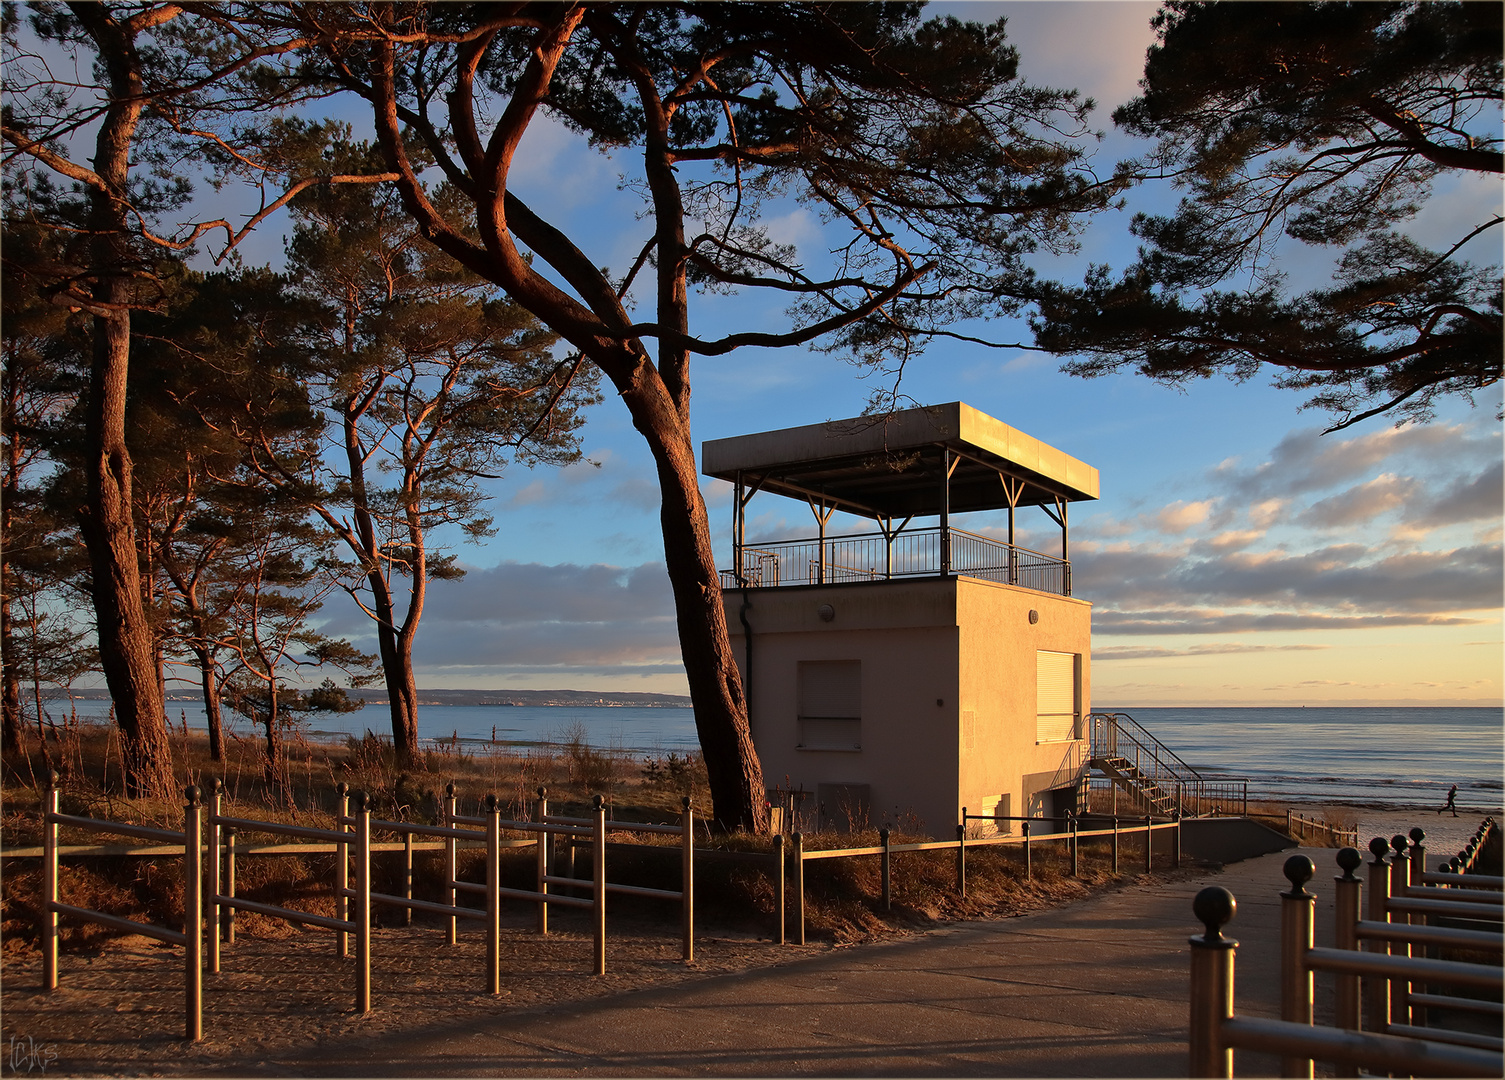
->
[535,787,548,935]
[1364,837,1391,1033]
[444,783,458,945]
[208,780,222,975]
[1188,887,1238,1079]
[183,786,203,1042]
[681,796,694,963]
[1278,856,1315,1078]
[353,790,371,1015]
[880,827,891,912]
[1145,814,1153,875]
[793,831,805,946]
[42,780,59,992]
[485,794,501,993]
[773,834,786,945]
[1111,815,1119,874]
[403,828,414,927]
[1068,811,1078,878]
[1023,819,1032,881]
[336,781,350,957]
[593,794,606,976]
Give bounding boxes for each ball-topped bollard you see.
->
[1390,835,1408,856]
[1409,826,1425,845]
[47,769,61,789]
[211,777,224,795]
[445,782,455,797]
[592,794,605,809]
[1193,886,1236,944]
[1282,854,1315,897]
[185,784,201,806]
[1368,836,1390,862]
[537,786,547,799]
[336,781,349,797]
[1335,847,1363,881]
[682,795,692,809]
[351,790,368,811]
[484,793,498,812]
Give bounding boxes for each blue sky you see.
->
[35,2,1487,705]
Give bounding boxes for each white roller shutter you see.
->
[1036,651,1078,743]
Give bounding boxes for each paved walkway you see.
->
[258,847,1346,1078]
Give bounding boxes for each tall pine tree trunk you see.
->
[195,646,224,762]
[74,5,173,799]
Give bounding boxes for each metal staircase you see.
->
[1088,711,1246,818]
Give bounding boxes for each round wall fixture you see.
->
[817,603,836,622]
[1028,609,1039,624]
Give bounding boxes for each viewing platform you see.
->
[703,401,1099,598]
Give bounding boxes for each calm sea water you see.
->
[49,700,1503,812]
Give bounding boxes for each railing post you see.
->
[443,783,457,945]
[42,779,59,992]
[1364,837,1391,1034]
[403,826,414,928]
[1145,814,1153,875]
[956,818,966,896]
[1023,819,1032,881]
[534,787,548,936]
[793,831,805,946]
[1111,815,1119,874]
[773,834,786,945]
[1173,810,1182,869]
[1287,808,1293,837]
[1279,855,1315,1078]
[353,790,371,1015]
[1189,887,1237,1079]
[1332,848,1363,1063]
[1388,835,1412,1027]
[183,785,203,1043]
[593,794,606,976]
[1068,811,1078,877]
[1242,781,1247,818]
[485,794,500,994]
[681,796,694,963]
[335,781,350,958]
[880,827,891,913]
[1407,827,1426,878]
[208,779,221,975]
[224,826,236,945]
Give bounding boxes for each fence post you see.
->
[535,787,548,936]
[1173,810,1182,869]
[336,781,350,958]
[1242,781,1247,818]
[403,827,414,928]
[444,783,458,945]
[1144,814,1153,875]
[793,831,805,946]
[957,818,969,902]
[183,785,203,1043]
[773,834,786,945]
[1407,827,1426,878]
[1068,811,1078,877]
[1279,856,1315,1078]
[42,779,59,992]
[224,826,236,945]
[592,794,606,976]
[880,827,891,913]
[1287,808,1293,837]
[1388,835,1412,1027]
[207,780,221,975]
[1023,819,1032,881]
[353,790,371,1015]
[1332,848,1362,1066]
[485,794,500,994]
[1188,887,1237,1079]
[681,796,694,963]
[1364,837,1391,1034]
[1111,816,1119,874]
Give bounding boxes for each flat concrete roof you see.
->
[702,402,1099,518]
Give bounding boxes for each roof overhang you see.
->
[701,402,1099,520]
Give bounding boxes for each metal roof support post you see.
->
[940,448,952,576]
[733,473,743,583]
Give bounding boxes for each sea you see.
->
[42,700,1504,814]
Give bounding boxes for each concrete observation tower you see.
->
[702,401,1100,837]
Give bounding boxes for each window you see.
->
[1036,650,1079,743]
[798,660,861,750]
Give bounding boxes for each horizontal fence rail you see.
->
[719,525,1070,596]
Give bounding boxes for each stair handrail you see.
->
[1090,710,1205,785]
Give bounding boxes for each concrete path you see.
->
[258,847,1349,1078]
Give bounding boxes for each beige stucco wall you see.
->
[723,575,1092,839]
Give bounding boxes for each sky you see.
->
[26,2,1500,707]
[303,0,1505,708]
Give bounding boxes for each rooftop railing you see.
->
[719,525,1071,596]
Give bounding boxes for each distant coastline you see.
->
[66,687,694,709]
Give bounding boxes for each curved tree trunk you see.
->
[195,646,224,762]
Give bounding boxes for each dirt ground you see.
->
[2,905,822,1078]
